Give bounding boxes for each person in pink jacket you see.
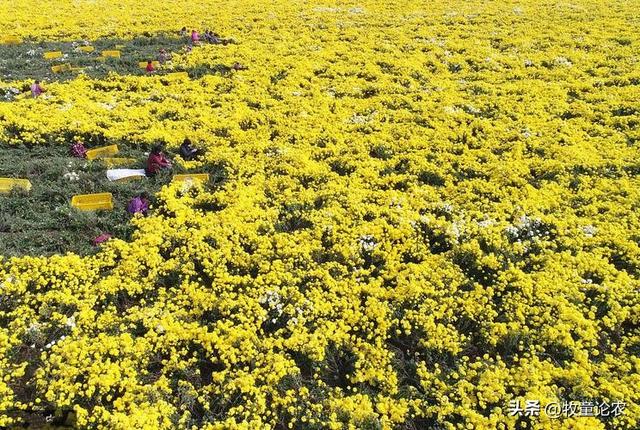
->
[191,29,200,45]
[31,80,45,98]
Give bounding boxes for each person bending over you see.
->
[179,138,201,161]
[145,144,172,176]
[31,80,45,98]
[127,192,150,216]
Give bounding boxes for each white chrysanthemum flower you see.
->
[505,225,519,239]
[66,315,76,329]
[581,225,597,238]
[477,219,494,228]
[554,56,572,67]
[449,223,461,242]
[63,171,80,181]
[441,202,453,213]
[358,235,376,252]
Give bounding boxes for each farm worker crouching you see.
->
[158,48,171,65]
[191,29,200,45]
[145,144,172,176]
[146,60,156,73]
[203,30,215,43]
[70,140,87,158]
[93,233,112,246]
[31,80,45,98]
[127,192,150,216]
[179,138,201,161]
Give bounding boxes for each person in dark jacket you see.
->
[179,138,201,161]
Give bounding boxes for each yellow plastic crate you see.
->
[0,178,32,194]
[79,46,94,53]
[165,72,189,80]
[1,36,22,45]
[101,157,137,167]
[114,175,144,183]
[51,64,72,73]
[101,50,121,58]
[86,144,119,160]
[173,173,209,183]
[44,51,63,60]
[71,193,113,211]
[115,44,125,49]
[139,61,160,69]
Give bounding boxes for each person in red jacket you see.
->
[145,60,155,73]
[145,144,172,176]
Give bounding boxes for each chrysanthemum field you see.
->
[0,0,639,429]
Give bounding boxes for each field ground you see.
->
[0,34,237,91]
[0,144,148,256]
[0,39,233,256]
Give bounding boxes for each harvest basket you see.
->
[114,175,145,183]
[0,178,32,193]
[173,173,209,183]
[1,36,22,45]
[71,193,113,211]
[44,51,63,60]
[86,144,119,160]
[51,64,71,73]
[101,50,121,58]
[101,157,137,168]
